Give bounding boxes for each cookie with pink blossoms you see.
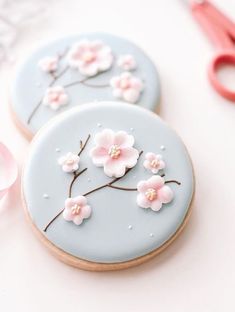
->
[22,101,194,271]
[10,32,160,139]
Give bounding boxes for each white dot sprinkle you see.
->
[35,82,42,87]
[87,178,91,182]
[55,148,61,152]
[97,123,102,128]
[160,145,165,151]
[130,127,134,131]
[150,233,154,237]
[133,175,136,179]
[43,194,49,199]
[128,225,133,230]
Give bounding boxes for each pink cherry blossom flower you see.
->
[89,129,139,178]
[58,152,80,173]
[63,195,91,225]
[110,72,144,103]
[42,86,69,110]
[137,175,173,211]
[38,56,58,72]
[67,39,113,76]
[143,153,165,174]
[117,54,137,71]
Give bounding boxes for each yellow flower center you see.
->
[120,78,130,89]
[145,188,157,201]
[151,159,159,168]
[108,145,121,159]
[66,158,74,165]
[71,204,81,215]
[82,51,96,63]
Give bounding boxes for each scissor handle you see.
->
[208,51,235,101]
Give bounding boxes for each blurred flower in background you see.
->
[0,0,51,65]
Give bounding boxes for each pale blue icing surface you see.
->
[23,102,194,263]
[11,33,160,135]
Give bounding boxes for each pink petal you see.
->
[159,160,165,170]
[74,195,87,206]
[137,193,150,208]
[110,77,121,88]
[143,160,151,170]
[81,205,91,219]
[123,88,140,103]
[94,129,114,148]
[147,175,164,190]
[104,158,126,178]
[73,216,83,225]
[79,62,98,76]
[130,77,144,91]
[90,146,108,166]
[63,208,73,221]
[62,164,74,172]
[137,181,149,192]
[113,131,134,148]
[157,185,173,204]
[145,152,156,161]
[150,200,162,211]
[120,147,139,168]
[65,197,74,209]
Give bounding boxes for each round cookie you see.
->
[11,32,160,139]
[22,102,194,271]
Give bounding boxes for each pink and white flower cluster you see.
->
[143,153,165,174]
[137,175,173,211]
[42,86,68,110]
[63,195,91,225]
[117,54,137,71]
[38,56,58,73]
[67,39,113,77]
[110,72,144,103]
[90,129,139,178]
[58,152,80,173]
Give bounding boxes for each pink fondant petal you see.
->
[110,76,120,88]
[137,181,149,192]
[62,164,74,172]
[137,193,150,208]
[143,160,151,170]
[121,147,139,168]
[159,160,165,169]
[104,158,126,178]
[130,77,144,91]
[123,88,140,103]
[94,129,114,148]
[90,146,108,166]
[74,195,87,206]
[113,131,134,148]
[157,185,173,204]
[79,62,98,76]
[65,197,74,208]
[145,152,156,161]
[73,216,83,225]
[63,208,73,221]
[150,199,162,211]
[81,205,91,219]
[147,175,164,190]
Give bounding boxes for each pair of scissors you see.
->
[187,0,235,101]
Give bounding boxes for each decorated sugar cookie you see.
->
[22,102,194,271]
[10,33,160,139]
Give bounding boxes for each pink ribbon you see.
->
[0,143,18,200]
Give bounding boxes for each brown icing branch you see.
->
[69,168,87,197]
[165,180,181,185]
[27,64,110,124]
[43,151,143,232]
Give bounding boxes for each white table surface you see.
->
[1,0,235,311]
